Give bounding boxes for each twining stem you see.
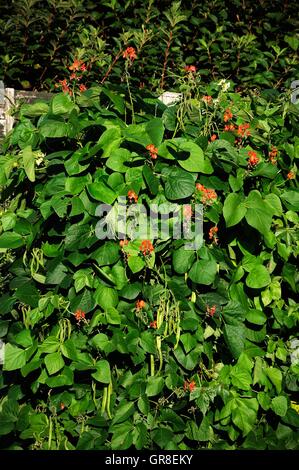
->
[101,51,122,84]
[160,31,173,90]
[125,62,135,124]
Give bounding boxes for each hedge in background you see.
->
[0,0,298,92]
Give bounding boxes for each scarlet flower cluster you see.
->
[224,124,236,132]
[202,95,213,104]
[127,190,138,203]
[146,144,158,160]
[206,305,217,317]
[183,205,193,219]
[248,150,259,167]
[210,134,217,142]
[119,239,129,248]
[123,47,137,61]
[184,380,196,392]
[223,108,233,122]
[209,226,218,241]
[139,240,154,256]
[184,65,196,73]
[69,59,86,72]
[237,122,250,137]
[136,299,145,310]
[150,320,157,329]
[56,59,88,95]
[55,79,72,95]
[287,171,295,180]
[196,183,217,205]
[269,146,278,165]
[74,309,85,322]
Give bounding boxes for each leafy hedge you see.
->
[0,0,298,92]
[0,78,298,450]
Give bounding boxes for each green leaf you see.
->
[145,118,164,146]
[22,145,35,182]
[223,193,247,227]
[3,344,27,371]
[246,309,267,325]
[143,165,159,195]
[232,401,257,436]
[189,259,217,285]
[97,127,122,158]
[106,149,131,173]
[271,396,288,417]
[112,402,135,425]
[177,142,213,173]
[44,352,65,375]
[266,367,282,393]
[245,190,274,236]
[92,242,120,266]
[0,232,24,249]
[246,265,271,289]
[164,167,195,200]
[95,284,118,309]
[173,247,195,274]
[224,324,246,359]
[51,93,76,115]
[152,428,175,449]
[146,377,164,396]
[39,119,68,138]
[105,307,121,324]
[231,367,252,390]
[128,255,145,273]
[87,181,116,204]
[92,359,111,383]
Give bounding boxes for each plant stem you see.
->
[160,31,173,90]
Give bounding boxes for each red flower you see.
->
[207,304,217,317]
[79,84,87,92]
[202,95,212,104]
[209,226,218,240]
[70,73,77,80]
[184,380,196,392]
[136,299,146,310]
[119,239,129,248]
[237,123,250,137]
[146,144,158,160]
[224,124,236,132]
[223,108,233,122]
[248,150,259,167]
[57,79,72,95]
[184,65,196,73]
[60,403,65,410]
[183,205,193,219]
[139,240,154,256]
[287,171,295,180]
[69,59,83,71]
[123,47,137,61]
[196,183,217,205]
[74,309,86,322]
[150,320,157,329]
[268,146,278,165]
[210,134,217,141]
[127,189,138,203]
[80,64,87,72]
